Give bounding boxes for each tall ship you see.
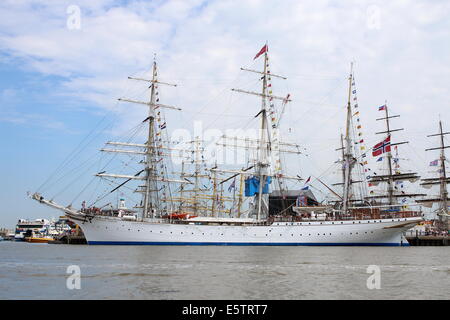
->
[31,45,423,245]
[417,120,450,232]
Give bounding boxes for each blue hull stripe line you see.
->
[88,241,408,246]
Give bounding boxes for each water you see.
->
[0,241,449,299]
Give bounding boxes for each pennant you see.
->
[301,186,309,190]
[228,179,236,192]
[160,122,166,129]
[372,136,391,157]
[377,157,383,162]
[254,44,268,60]
[429,159,439,166]
[305,176,311,184]
[379,105,386,111]
[353,111,360,116]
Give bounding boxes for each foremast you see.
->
[102,57,183,220]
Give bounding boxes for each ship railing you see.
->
[269,210,422,223]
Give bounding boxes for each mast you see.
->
[109,57,181,220]
[255,47,269,221]
[420,120,450,231]
[367,103,424,205]
[438,121,449,219]
[383,101,395,205]
[342,63,355,214]
[230,44,292,221]
[142,59,158,220]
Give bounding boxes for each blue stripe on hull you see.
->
[88,241,408,247]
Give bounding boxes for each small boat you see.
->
[25,236,54,243]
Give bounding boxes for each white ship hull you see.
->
[68,214,422,246]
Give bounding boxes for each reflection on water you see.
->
[0,242,449,299]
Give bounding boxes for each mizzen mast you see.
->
[367,103,424,206]
[342,63,356,214]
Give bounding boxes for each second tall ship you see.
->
[31,45,423,245]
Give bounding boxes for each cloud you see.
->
[1,0,449,199]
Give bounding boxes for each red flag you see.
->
[305,176,311,184]
[372,136,391,157]
[254,44,267,60]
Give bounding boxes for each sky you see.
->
[1,0,449,228]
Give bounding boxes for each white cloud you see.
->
[1,0,449,200]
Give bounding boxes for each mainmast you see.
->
[230,44,294,221]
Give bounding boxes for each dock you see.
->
[406,235,449,246]
[49,234,87,244]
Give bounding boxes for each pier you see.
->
[405,231,449,246]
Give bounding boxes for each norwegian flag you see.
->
[372,136,391,157]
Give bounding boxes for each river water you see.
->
[0,241,448,299]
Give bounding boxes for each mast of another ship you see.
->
[437,121,449,219]
[423,120,450,230]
